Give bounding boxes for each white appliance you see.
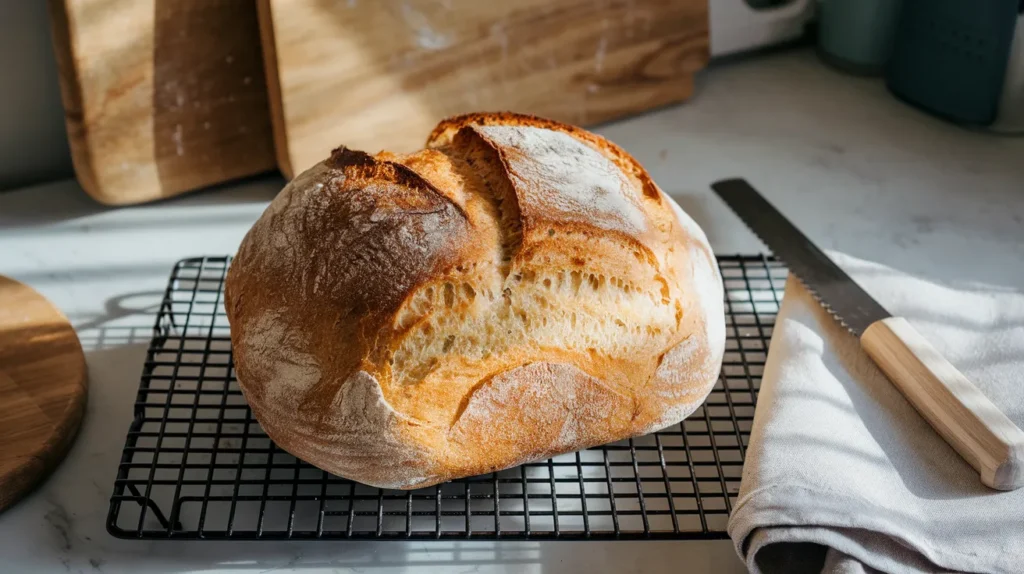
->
[710,0,816,57]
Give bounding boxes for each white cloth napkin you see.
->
[727,252,1024,574]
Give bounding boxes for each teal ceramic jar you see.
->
[818,0,903,75]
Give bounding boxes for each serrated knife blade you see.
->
[711,178,890,337]
[711,178,1024,491]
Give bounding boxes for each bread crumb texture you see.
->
[225,112,725,489]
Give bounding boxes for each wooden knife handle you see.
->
[861,317,1024,490]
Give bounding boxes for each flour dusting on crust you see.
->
[448,363,632,474]
[240,310,321,404]
[250,370,433,490]
[640,402,704,435]
[664,191,725,368]
[319,371,431,489]
[475,125,648,236]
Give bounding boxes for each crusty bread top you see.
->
[428,112,663,202]
[225,112,723,488]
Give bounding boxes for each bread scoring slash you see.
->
[225,112,725,489]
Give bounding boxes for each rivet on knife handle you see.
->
[862,317,1024,490]
[712,178,1024,491]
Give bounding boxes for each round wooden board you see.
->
[0,275,87,513]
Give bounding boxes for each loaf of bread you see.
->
[225,112,725,489]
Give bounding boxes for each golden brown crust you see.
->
[428,111,663,200]
[226,112,725,489]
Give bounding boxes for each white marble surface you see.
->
[1,48,1022,573]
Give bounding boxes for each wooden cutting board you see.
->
[258,0,709,178]
[48,0,276,205]
[0,276,87,513]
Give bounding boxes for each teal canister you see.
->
[818,0,904,75]
[886,0,1021,126]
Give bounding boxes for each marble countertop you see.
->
[1,48,1022,573]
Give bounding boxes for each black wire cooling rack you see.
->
[106,255,786,540]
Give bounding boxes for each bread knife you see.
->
[711,178,1024,491]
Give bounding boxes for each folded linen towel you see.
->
[727,252,1024,574]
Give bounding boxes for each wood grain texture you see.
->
[862,317,1024,491]
[258,0,708,178]
[0,276,88,513]
[48,0,276,205]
